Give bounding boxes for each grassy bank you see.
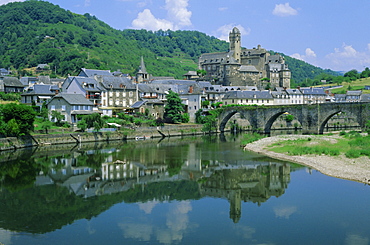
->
[266,131,370,159]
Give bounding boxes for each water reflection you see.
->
[0,134,293,237]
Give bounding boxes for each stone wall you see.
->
[0,124,204,152]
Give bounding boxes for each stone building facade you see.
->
[198,27,291,90]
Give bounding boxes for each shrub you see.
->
[345,149,361,158]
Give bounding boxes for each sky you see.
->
[1,0,370,72]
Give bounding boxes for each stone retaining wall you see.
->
[0,124,205,151]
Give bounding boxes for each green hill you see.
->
[0,0,338,82]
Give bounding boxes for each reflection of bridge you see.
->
[218,103,370,134]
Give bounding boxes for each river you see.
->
[0,133,369,245]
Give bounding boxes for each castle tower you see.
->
[229,27,241,62]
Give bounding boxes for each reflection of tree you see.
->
[0,185,115,233]
[0,158,38,192]
[0,180,200,234]
[122,181,201,203]
[76,151,110,168]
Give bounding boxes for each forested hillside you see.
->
[0,0,337,82]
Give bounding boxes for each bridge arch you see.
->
[218,103,370,135]
[263,110,303,134]
[318,108,361,134]
[219,109,254,132]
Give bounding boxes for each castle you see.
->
[198,27,291,90]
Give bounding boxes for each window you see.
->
[129,91,133,97]
[61,105,66,111]
[50,105,55,110]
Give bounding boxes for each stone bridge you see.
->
[218,103,370,134]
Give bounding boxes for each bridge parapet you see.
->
[218,103,370,134]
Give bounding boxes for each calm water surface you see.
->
[0,134,369,245]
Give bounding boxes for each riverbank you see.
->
[244,134,370,184]
[0,124,205,151]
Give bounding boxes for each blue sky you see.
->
[1,0,370,72]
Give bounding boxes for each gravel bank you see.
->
[244,135,370,184]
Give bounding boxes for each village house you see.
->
[0,68,11,76]
[0,76,25,93]
[62,76,102,108]
[271,88,290,105]
[47,93,94,124]
[149,80,206,122]
[183,71,199,80]
[300,87,328,104]
[78,68,113,77]
[285,88,303,104]
[334,90,362,103]
[95,75,138,111]
[222,90,274,106]
[21,84,59,107]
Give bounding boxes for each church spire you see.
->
[139,56,147,73]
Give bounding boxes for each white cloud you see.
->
[345,233,369,245]
[324,44,370,71]
[0,229,13,245]
[290,48,317,65]
[0,0,24,5]
[84,0,91,7]
[218,7,228,11]
[131,9,174,31]
[272,3,298,17]
[165,0,192,29]
[234,225,256,239]
[305,48,317,58]
[216,23,251,42]
[119,223,153,241]
[138,201,160,214]
[131,0,192,31]
[273,206,297,219]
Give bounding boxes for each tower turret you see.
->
[229,27,241,62]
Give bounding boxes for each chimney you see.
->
[189,85,193,93]
[94,75,103,84]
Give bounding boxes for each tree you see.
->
[77,113,104,131]
[196,69,207,78]
[164,90,185,123]
[77,120,87,132]
[0,103,36,136]
[50,110,64,126]
[344,69,359,81]
[41,121,53,134]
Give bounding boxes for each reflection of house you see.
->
[47,93,95,123]
[102,160,142,180]
[199,163,290,223]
